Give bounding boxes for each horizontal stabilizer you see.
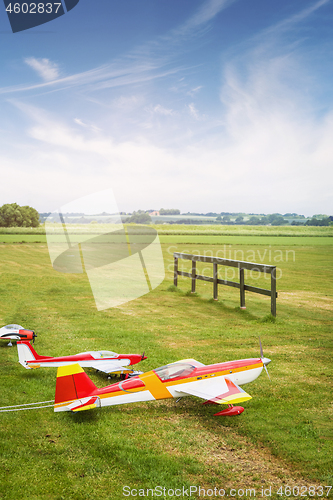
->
[71,396,100,412]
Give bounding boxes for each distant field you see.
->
[0,233,332,499]
[2,234,333,247]
[0,223,332,246]
[0,223,332,237]
[154,224,333,237]
[159,235,333,246]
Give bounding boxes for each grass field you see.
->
[0,226,332,500]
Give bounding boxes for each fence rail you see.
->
[173,252,277,316]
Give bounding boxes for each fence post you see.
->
[213,262,218,300]
[174,256,178,287]
[191,260,196,293]
[271,267,276,316]
[240,267,246,309]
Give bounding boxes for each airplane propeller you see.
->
[141,351,145,360]
[259,337,271,380]
[32,331,37,344]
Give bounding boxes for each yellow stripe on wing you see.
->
[140,372,173,400]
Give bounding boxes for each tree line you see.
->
[0,203,40,227]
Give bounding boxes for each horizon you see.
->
[37,209,329,219]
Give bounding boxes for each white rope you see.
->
[0,400,54,409]
[0,404,54,412]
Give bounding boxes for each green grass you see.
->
[0,234,47,242]
[0,235,332,499]
[160,234,333,245]
[154,224,333,237]
[1,234,333,245]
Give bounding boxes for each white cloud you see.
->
[25,57,60,82]
[4,82,333,216]
[74,118,101,133]
[152,104,174,116]
[172,0,236,37]
[113,95,144,111]
[0,60,181,96]
[188,103,199,120]
[187,86,203,97]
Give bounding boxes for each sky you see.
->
[0,0,333,216]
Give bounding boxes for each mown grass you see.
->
[0,235,332,499]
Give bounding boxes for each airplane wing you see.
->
[87,359,133,374]
[174,377,252,405]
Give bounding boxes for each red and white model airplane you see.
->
[17,341,147,376]
[0,324,37,346]
[54,340,271,416]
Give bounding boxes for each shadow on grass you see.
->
[168,285,261,322]
[167,285,279,325]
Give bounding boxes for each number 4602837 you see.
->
[5,3,62,14]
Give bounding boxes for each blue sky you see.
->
[0,0,332,215]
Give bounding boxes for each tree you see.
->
[271,216,287,226]
[247,216,261,225]
[159,208,180,215]
[291,220,304,226]
[266,214,288,226]
[305,217,330,226]
[235,215,244,223]
[0,203,40,227]
[125,211,152,224]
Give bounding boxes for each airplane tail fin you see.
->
[54,363,99,412]
[17,340,38,368]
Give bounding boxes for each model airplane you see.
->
[17,340,147,376]
[0,324,37,346]
[54,340,271,416]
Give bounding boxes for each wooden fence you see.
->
[173,252,277,316]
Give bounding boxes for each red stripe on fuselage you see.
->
[193,358,262,377]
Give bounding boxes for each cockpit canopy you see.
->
[154,362,195,381]
[2,324,24,330]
